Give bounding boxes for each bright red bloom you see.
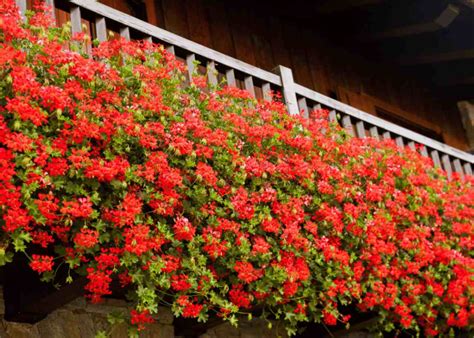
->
[30,254,54,273]
[173,216,196,241]
[130,309,154,331]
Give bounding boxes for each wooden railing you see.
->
[15,0,474,177]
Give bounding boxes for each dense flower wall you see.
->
[0,1,473,336]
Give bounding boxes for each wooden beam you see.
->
[358,0,461,41]
[369,4,460,40]
[316,0,382,14]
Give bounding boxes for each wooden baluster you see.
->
[420,145,429,157]
[430,150,441,168]
[226,69,236,87]
[244,76,256,97]
[45,0,56,20]
[165,45,175,54]
[186,53,196,82]
[382,131,391,140]
[144,36,153,43]
[369,126,379,139]
[463,163,473,176]
[15,0,27,20]
[355,121,366,138]
[395,136,404,148]
[441,154,453,178]
[407,141,416,151]
[262,83,272,101]
[70,6,82,35]
[341,115,354,136]
[207,60,218,86]
[452,159,463,176]
[276,66,298,115]
[297,97,309,118]
[120,27,131,40]
[95,16,107,42]
[328,110,337,123]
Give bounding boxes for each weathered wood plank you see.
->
[244,76,256,97]
[298,97,309,118]
[70,5,82,34]
[225,69,236,87]
[355,121,366,138]
[420,145,429,157]
[341,115,355,136]
[95,16,107,42]
[207,60,218,86]
[328,110,337,123]
[431,150,442,167]
[15,0,27,19]
[186,53,196,81]
[453,159,463,175]
[370,126,379,138]
[262,82,272,101]
[464,163,473,176]
[120,26,130,40]
[276,66,298,115]
[441,154,453,178]
[395,136,404,148]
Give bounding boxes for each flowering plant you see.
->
[0,1,473,336]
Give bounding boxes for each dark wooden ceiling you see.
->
[243,0,474,101]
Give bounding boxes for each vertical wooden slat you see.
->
[420,146,429,157]
[463,163,473,176]
[355,121,366,138]
[441,154,453,178]
[244,76,256,97]
[407,141,416,150]
[395,136,404,148]
[207,60,218,86]
[144,36,153,43]
[430,150,441,168]
[328,110,337,123]
[120,27,131,40]
[369,126,379,139]
[262,83,272,101]
[45,0,56,20]
[276,66,299,115]
[226,69,236,87]
[298,97,309,118]
[452,159,463,176]
[313,103,322,111]
[70,6,82,35]
[15,0,27,19]
[382,131,391,140]
[341,115,354,136]
[186,53,196,81]
[95,16,107,42]
[165,45,175,54]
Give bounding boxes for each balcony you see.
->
[17,0,474,176]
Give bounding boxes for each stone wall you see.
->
[0,287,284,338]
[0,286,370,337]
[0,289,174,338]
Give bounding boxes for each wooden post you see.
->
[15,0,27,20]
[275,66,299,115]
